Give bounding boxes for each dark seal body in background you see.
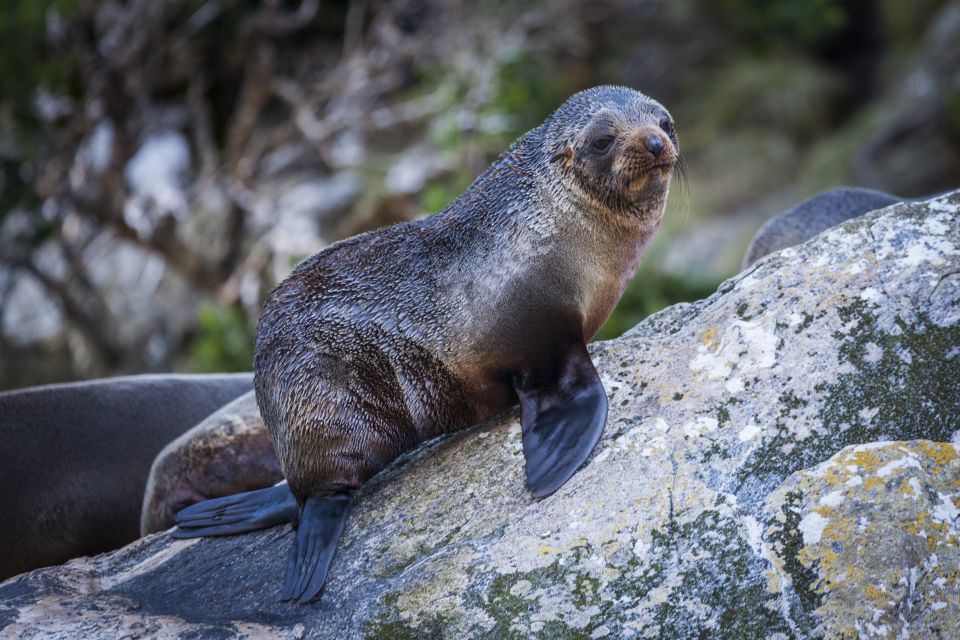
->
[0,373,251,580]
[176,85,680,604]
[141,390,280,536]
[742,187,904,269]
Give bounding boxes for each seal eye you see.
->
[591,136,614,153]
[659,117,674,137]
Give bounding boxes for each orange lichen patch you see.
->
[907,512,927,536]
[841,449,885,474]
[536,545,563,556]
[821,465,848,485]
[819,548,840,590]
[700,326,719,347]
[797,546,817,569]
[928,519,950,534]
[865,584,887,605]
[764,569,784,594]
[917,440,959,471]
[816,509,849,533]
[901,478,919,497]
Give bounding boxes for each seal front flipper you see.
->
[281,493,351,604]
[172,483,297,538]
[516,344,608,498]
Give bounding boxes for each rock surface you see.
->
[1,192,958,638]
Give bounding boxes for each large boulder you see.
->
[1,192,958,638]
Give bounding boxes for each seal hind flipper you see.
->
[281,493,351,604]
[516,345,609,498]
[172,484,297,538]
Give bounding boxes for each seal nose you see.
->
[645,134,664,159]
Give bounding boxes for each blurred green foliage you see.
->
[421,50,569,216]
[595,269,721,341]
[718,0,848,51]
[0,1,78,112]
[421,178,470,215]
[185,304,255,373]
[692,56,845,141]
[491,52,568,135]
[0,1,79,217]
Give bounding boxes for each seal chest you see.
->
[174,85,679,604]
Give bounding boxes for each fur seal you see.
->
[175,85,680,603]
[0,373,251,580]
[141,390,281,535]
[742,187,905,269]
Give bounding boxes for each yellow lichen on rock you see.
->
[765,440,960,639]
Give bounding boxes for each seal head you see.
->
[544,85,678,219]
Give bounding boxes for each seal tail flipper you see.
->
[281,493,351,604]
[172,483,297,538]
[516,343,608,498]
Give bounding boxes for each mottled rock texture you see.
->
[1,192,958,638]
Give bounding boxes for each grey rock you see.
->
[1,192,958,638]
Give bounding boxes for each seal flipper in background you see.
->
[173,483,297,538]
[281,493,351,603]
[516,344,608,498]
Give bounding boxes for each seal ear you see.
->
[549,143,573,167]
[515,344,608,498]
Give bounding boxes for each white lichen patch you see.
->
[601,416,672,460]
[741,515,763,555]
[818,491,845,508]
[874,208,959,272]
[734,270,763,292]
[689,318,777,382]
[931,493,959,526]
[846,261,867,275]
[875,455,922,477]
[738,422,762,442]
[798,512,829,545]
[897,235,957,269]
[926,198,959,215]
[907,477,922,498]
[725,376,745,393]
[2,594,247,640]
[859,287,883,304]
[683,416,718,438]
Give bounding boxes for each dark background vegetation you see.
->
[1,0,958,389]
